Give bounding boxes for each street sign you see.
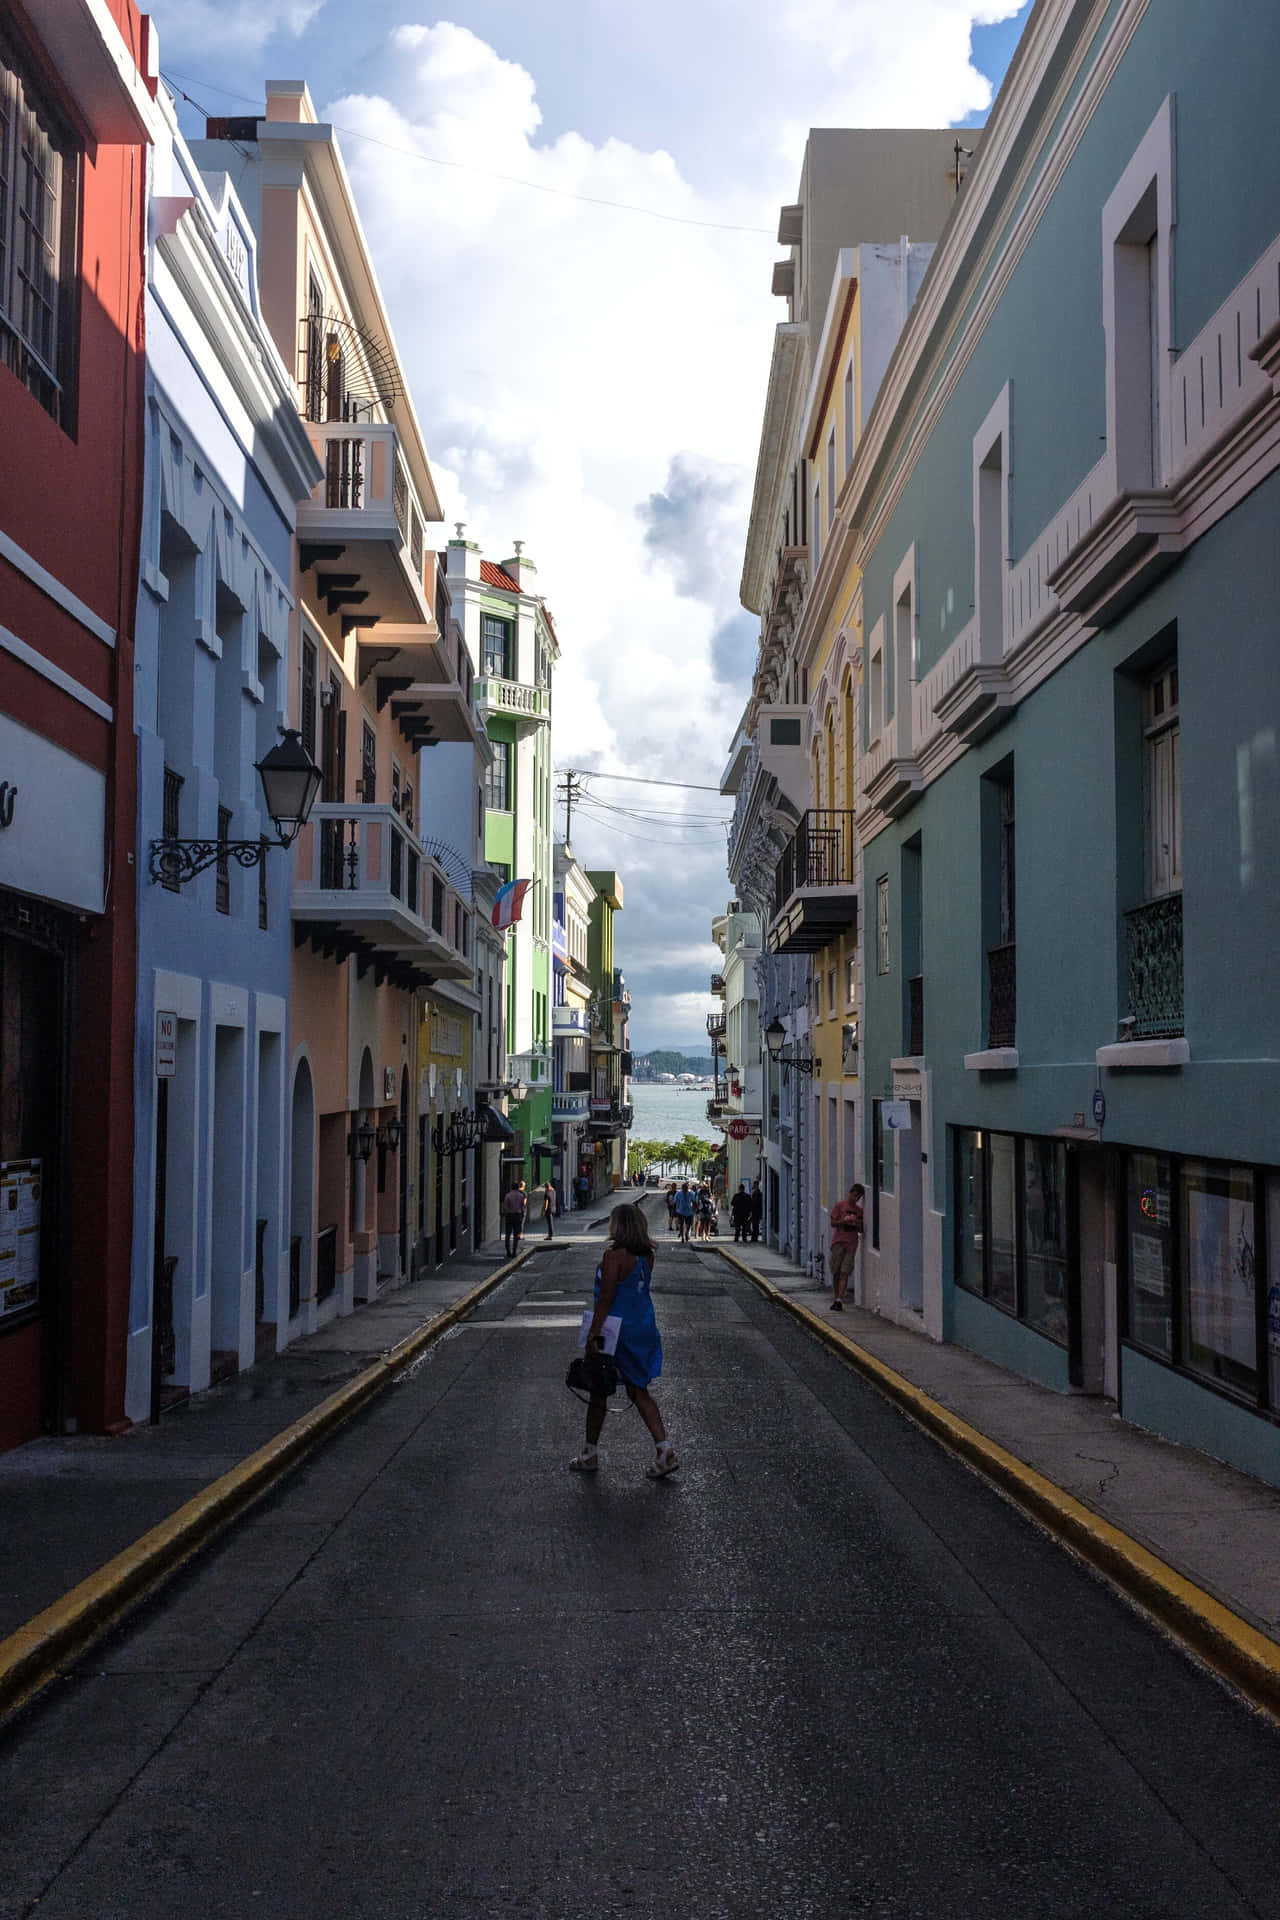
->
[155,1010,177,1078]
[883,1101,912,1130]
[727,1117,751,1140]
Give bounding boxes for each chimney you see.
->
[447,521,481,583]
[501,539,538,592]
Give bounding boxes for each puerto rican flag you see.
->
[491,878,531,931]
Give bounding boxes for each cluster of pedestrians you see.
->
[501,1177,558,1256]
[664,1180,719,1243]
[728,1181,764,1243]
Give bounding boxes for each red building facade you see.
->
[0,0,157,1445]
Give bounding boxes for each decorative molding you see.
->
[0,527,116,647]
[963,1048,1019,1071]
[0,622,112,720]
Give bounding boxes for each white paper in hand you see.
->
[577,1312,621,1355]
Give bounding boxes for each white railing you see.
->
[1167,230,1280,484]
[475,676,547,720]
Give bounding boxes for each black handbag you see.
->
[566,1348,619,1397]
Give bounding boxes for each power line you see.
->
[162,69,774,237]
[557,765,727,793]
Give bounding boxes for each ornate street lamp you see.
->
[149,727,323,887]
[349,1117,377,1162]
[382,1115,402,1153]
[763,1016,814,1078]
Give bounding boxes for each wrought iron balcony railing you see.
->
[773,809,857,919]
[1124,894,1184,1038]
[987,943,1016,1049]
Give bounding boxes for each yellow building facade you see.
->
[794,262,866,1246]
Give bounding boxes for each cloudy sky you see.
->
[154,0,1031,1051]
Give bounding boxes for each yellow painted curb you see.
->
[0,1250,532,1727]
[719,1246,1280,1724]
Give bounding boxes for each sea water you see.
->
[628,1082,720,1149]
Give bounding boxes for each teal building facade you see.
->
[846,0,1280,1483]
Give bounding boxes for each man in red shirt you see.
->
[827,1183,865,1311]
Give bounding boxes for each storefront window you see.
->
[988,1132,1017,1312]
[1181,1161,1256,1399]
[955,1129,985,1297]
[1022,1138,1069,1343]
[952,1127,1071,1347]
[1126,1151,1173,1358]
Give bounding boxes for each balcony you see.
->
[292,803,472,984]
[475,675,548,735]
[297,421,436,630]
[553,1003,590,1035]
[372,671,486,752]
[552,1089,590,1120]
[1124,894,1183,1039]
[707,1012,726,1041]
[769,809,858,955]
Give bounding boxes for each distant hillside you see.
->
[633,1051,714,1080]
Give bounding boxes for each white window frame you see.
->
[1102,96,1175,493]
[812,479,822,571]
[972,384,1012,666]
[876,875,890,975]
[891,544,917,749]
[826,426,837,531]
[866,614,886,745]
[843,359,855,475]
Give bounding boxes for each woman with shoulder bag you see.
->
[569,1202,678,1478]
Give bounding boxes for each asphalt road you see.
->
[3,1236,1279,1919]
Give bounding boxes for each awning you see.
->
[478,1103,517,1143]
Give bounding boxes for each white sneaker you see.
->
[568,1447,600,1472]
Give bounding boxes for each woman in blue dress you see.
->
[570,1202,678,1478]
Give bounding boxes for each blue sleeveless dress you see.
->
[595,1253,663,1389]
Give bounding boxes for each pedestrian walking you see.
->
[748,1180,763,1243]
[828,1183,865,1310]
[730,1182,751,1242]
[697,1184,715,1239]
[673,1181,695,1243]
[666,1184,678,1234]
[569,1202,677,1478]
[541,1177,557,1240]
[502,1179,527,1257]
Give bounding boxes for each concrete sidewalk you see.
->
[727,1238,1280,1656]
[0,1238,541,1646]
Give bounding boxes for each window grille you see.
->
[161,768,183,894]
[0,39,77,426]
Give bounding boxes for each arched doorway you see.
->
[289,1058,315,1319]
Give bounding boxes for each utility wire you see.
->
[557,765,727,793]
[162,68,774,236]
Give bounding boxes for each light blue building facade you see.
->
[849,0,1280,1483]
[125,99,322,1421]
